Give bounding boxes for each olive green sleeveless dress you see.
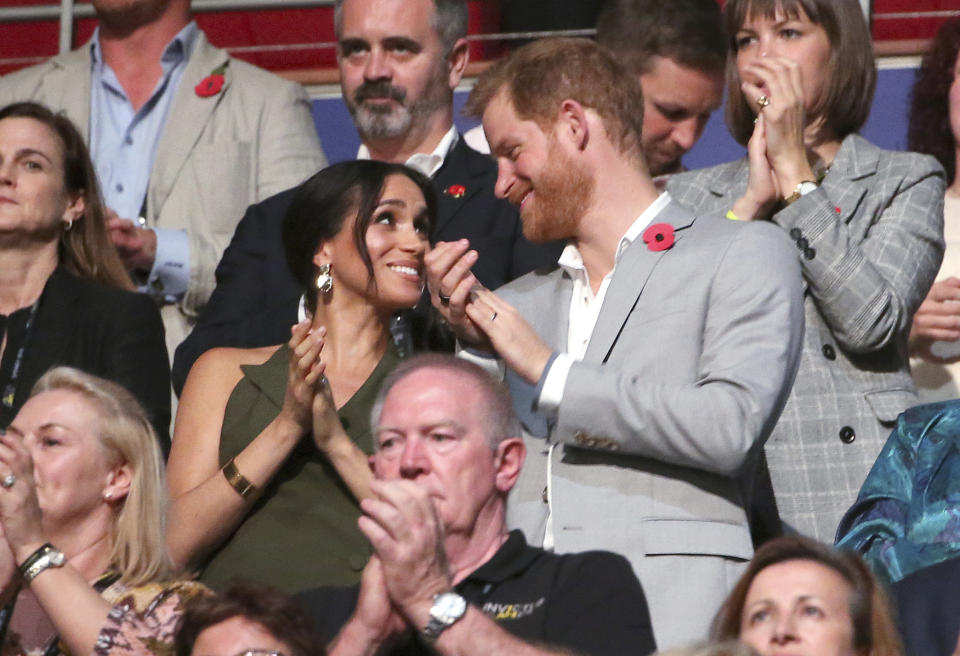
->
[199,344,399,593]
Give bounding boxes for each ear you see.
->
[446,38,469,90]
[103,460,132,505]
[556,99,590,151]
[62,192,85,227]
[312,241,333,270]
[493,437,525,494]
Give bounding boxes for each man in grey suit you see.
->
[0,0,326,353]
[426,38,804,648]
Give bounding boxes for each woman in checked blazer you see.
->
[668,0,945,540]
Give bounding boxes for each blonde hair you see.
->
[31,367,175,585]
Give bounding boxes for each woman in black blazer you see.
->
[0,102,169,447]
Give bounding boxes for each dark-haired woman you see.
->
[668,0,945,541]
[0,102,170,446]
[167,160,434,592]
[908,19,960,403]
[176,581,326,656]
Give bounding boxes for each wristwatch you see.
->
[783,180,818,205]
[421,591,468,641]
[18,543,65,583]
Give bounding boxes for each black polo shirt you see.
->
[299,530,656,656]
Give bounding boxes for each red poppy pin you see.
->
[642,223,675,252]
[195,64,227,98]
[445,184,466,199]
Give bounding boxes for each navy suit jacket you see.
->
[172,138,562,393]
[892,556,960,656]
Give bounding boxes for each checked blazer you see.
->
[668,133,946,540]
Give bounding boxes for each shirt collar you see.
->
[356,125,458,178]
[90,20,200,68]
[558,191,673,277]
[458,530,540,586]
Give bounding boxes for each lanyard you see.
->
[1,298,40,411]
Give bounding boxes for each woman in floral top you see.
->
[0,367,207,656]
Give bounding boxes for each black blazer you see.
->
[3,268,171,449]
[172,138,563,393]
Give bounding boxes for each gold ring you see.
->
[756,95,770,108]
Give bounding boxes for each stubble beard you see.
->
[349,63,450,142]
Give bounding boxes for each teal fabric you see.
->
[836,400,960,584]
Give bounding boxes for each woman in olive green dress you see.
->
[166,161,435,592]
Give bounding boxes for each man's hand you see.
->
[425,239,490,348]
[331,555,407,655]
[911,277,960,347]
[465,288,553,384]
[107,210,157,273]
[358,479,452,629]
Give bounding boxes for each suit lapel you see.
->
[148,32,229,219]
[38,47,93,139]
[431,139,488,238]
[822,134,875,227]
[585,201,696,363]
[24,270,80,381]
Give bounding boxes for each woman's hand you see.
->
[311,379,343,453]
[910,277,960,359]
[733,114,780,221]
[0,431,46,561]
[740,56,817,199]
[278,320,327,435]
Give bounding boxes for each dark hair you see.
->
[174,580,326,656]
[0,102,132,290]
[370,353,522,449]
[334,0,468,57]
[723,0,876,145]
[711,536,903,656]
[464,38,646,165]
[908,18,960,185]
[282,160,436,315]
[596,0,726,76]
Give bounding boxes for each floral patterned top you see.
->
[3,577,209,656]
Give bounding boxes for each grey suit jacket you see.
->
[501,199,803,647]
[667,134,945,540]
[0,31,327,351]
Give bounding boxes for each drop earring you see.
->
[316,263,333,294]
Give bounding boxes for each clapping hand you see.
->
[279,321,327,435]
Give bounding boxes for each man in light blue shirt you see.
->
[0,0,326,354]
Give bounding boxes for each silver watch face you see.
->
[433,591,467,622]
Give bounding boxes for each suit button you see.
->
[789,228,802,240]
[803,247,816,260]
[822,344,836,360]
[797,237,809,249]
[839,426,856,443]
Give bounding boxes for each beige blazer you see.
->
[0,31,327,351]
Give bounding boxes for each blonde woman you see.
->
[0,368,205,655]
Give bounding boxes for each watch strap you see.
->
[421,591,467,641]
[18,543,65,583]
[783,180,818,206]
